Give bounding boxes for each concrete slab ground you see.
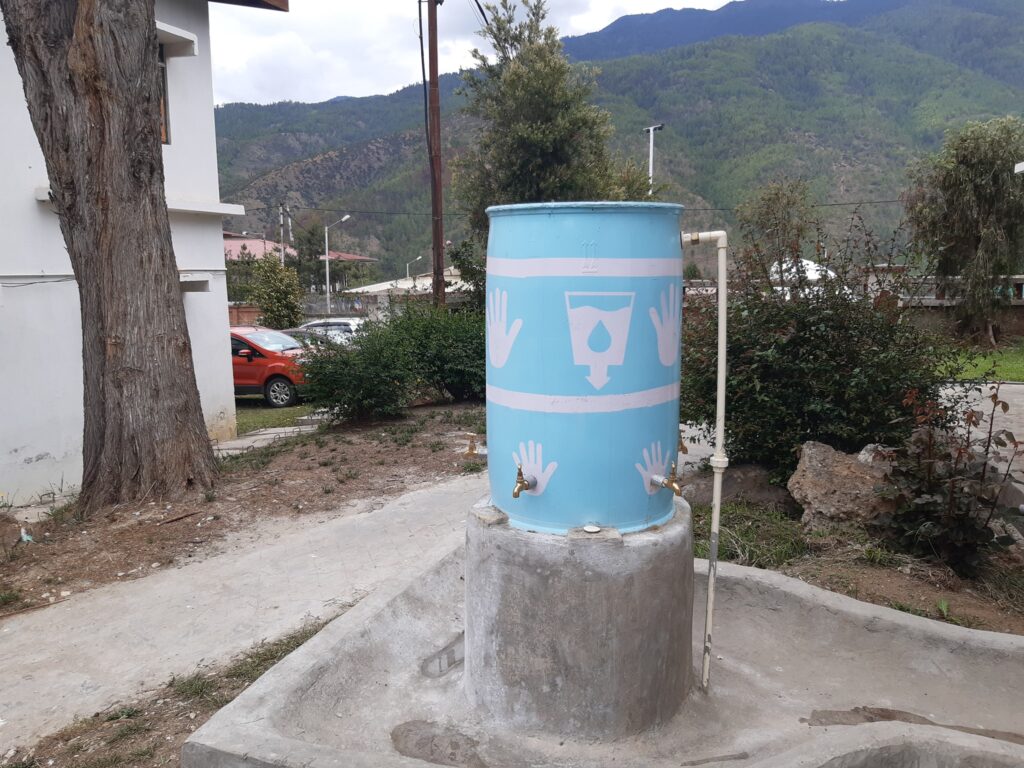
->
[212,425,319,457]
[186,541,1024,768]
[0,475,485,751]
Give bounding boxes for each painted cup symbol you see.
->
[565,292,635,390]
[649,284,681,367]
[487,289,523,369]
[635,441,669,496]
[511,440,558,496]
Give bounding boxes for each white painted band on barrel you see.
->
[487,258,683,278]
[486,382,679,413]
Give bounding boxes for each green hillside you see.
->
[216,17,1023,279]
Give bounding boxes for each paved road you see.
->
[0,475,486,751]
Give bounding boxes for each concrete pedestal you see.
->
[464,500,694,741]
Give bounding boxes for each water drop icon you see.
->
[587,321,613,353]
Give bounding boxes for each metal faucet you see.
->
[651,462,683,497]
[512,464,535,498]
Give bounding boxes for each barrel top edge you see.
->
[486,202,685,217]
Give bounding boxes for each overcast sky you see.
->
[209,1,732,104]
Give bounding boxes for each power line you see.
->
[244,205,467,218]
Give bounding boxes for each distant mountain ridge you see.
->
[215,0,1024,279]
[563,0,1024,90]
[563,0,909,61]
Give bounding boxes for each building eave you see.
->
[210,0,288,11]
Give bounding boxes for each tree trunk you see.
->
[1,0,217,513]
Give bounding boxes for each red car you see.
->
[230,326,306,407]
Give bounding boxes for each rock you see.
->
[787,442,896,532]
[680,464,797,511]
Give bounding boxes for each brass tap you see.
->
[465,433,478,457]
[651,462,683,497]
[512,464,534,499]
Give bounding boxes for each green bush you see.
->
[680,181,970,480]
[302,303,484,422]
[389,304,485,402]
[302,323,413,421]
[250,256,303,329]
[872,388,1021,576]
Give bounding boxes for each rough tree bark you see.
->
[1,0,217,513]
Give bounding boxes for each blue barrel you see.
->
[485,202,685,534]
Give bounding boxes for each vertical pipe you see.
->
[682,230,729,692]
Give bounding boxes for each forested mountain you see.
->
[215,0,1024,279]
[563,0,1024,90]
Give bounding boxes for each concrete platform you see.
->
[184,529,1024,767]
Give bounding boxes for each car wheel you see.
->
[264,376,297,408]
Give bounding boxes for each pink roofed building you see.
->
[223,231,376,263]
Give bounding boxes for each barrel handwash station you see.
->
[465,202,730,739]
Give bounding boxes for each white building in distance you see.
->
[0,0,288,505]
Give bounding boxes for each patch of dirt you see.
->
[3,618,337,768]
[0,403,486,619]
[782,551,1024,635]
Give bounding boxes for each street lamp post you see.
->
[406,255,423,281]
[323,214,351,316]
[643,123,664,196]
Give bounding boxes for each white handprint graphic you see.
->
[649,284,681,367]
[512,440,558,496]
[487,289,523,369]
[635,441,670,496]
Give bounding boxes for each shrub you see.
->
[872,387,1021,576]
[302,322,414,421]
[250,256,303,329]
[680,181,971,480]
[302,302,484,422]
[388,303,485,402]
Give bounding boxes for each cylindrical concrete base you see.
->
[464,500,694,740]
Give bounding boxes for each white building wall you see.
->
[0,0,237,506]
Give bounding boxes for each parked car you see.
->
[230,326,306,407]
[300,317,364,344]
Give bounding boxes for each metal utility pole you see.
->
[278,203,286,265]
[427,0,446,306]
[324,214,351,317]
[643,123,664,196]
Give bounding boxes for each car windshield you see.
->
[241,330,302,352]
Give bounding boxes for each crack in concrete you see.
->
[803,707,1024,746]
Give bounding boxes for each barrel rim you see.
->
[486,201,685,217]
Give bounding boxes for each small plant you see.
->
[889,600,929,618]
[105,707,142,721]
[318,458,335,467]
[203,489,217,503]
[107,720,150,743]
[322,485,334,495]
[168,673,216,701]
[429,439,447,453]
[858,545,900,568]
[335,468,359,484]
[462,461,486,474]
[873,385,1022,576]
[0,590,22,607]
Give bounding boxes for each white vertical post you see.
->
[681,229,729,692]
[644,123,664,195]
[323,214,350,318]
[324,226,332,316]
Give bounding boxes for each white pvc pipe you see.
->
[681,229,729,692]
